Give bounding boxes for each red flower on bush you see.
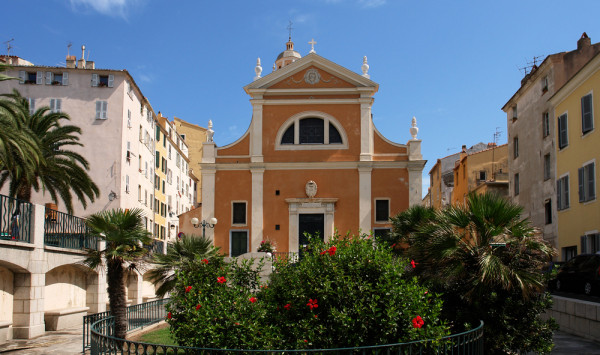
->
[167,312,172,319]
[314,314,318,318]
[328,246,337,256]
[391,243,396,249]
[284,303,291,310]
[196,304,201,310]
[202,258,209,264]
[412,315,424,328]
[411,260,417,268]
[185,286,192,293]
[249,297,257,303]
[217,276,226,284]
[307,298,318,310]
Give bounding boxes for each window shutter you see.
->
[95,101,101,119]
[62,72,68,86]
[56,99,61,112]
[50,99,56,112]
[557,180,562,209]
[108,74,114,87]
[589,163,596,200]
[581,94,593,133]
[581,235,588,254]
[565,176,569,208]
[579,167,585,202]
[19,71,25,84]
[36,71,43,84]
[102,101,107,119]
[91,74,98,87]
[45,72,52,85]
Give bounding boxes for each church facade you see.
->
[200,40,425,255]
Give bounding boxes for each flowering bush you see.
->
[166,233,449,350]
[257,239,276,253]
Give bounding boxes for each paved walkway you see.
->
[0,327,598,354]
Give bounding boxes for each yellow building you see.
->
[550,52,600,261]
[154,118,168,241]
[451,144,508,206]
[173,118,208,207]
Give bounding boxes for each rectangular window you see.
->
[581,93,594,134]
[514,173,519,196]
[578,162,596,202]
[479,170,486,181]
[557,175,570,210]
[544,154,551,181]
[162,180,165,193]
[542,112,550,138]
[544,199,552,225]
[558,113,568,149]
[125,175,130,193]
[513,137,519,158]
[155,151,160,168]
[374,228,391,239]
[512,105,518,121]
[50,98,62,113]
[541,76,548,93]
[230,231,248,257]
[375,199,390,222]
[156,126,161,141]
[95,101,107,119]
[138,185,142,201]
[232,202,247,225]
[562,246,577,261]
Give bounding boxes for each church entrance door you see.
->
[298,213,324,247]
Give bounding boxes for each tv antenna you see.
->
[4,38,14,56]
[518,55,545,76]
[493,127,502,144]
[86,48,91,61]
[67,42,72,56]
[492,127,502,180]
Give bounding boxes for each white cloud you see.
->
[358,0,386,7]
[68,0,142,18]
[138,74,152,83]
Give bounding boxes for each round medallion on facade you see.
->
[305,180,318,198]
[304,69,321,85]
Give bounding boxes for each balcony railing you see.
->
[0,194,32,243]
[44,207,97,250]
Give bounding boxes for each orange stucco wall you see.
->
[371,168,409,227]
[262,104,362,162]
[213,170,252,254]
[269,66,356,90]
[218,133,250,157]
[373,131,407,156]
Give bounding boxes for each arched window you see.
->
[276,112,347,150]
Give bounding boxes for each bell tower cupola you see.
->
[275,21,302,70]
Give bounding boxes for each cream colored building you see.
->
[173,117,208,207]
[550,52,600,261]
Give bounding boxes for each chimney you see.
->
[578,32,591,50]
[77,45,86,69]
[66,55,76,68]
[459,144,467,161]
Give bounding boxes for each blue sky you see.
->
[3,0,600,195]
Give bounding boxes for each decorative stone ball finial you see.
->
[207,120,214,143]
[273,63,277,72]
[254,57,262,80]
[361,56,370,79]
[410,116,419,140]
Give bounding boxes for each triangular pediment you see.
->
[244,53,378,94]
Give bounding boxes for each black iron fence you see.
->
[0,194,32,243]
[88,298,484,354]
[83,298,169,352]
[44,207,97,250]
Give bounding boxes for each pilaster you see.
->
[358,166,372,233]
[250,99,264,163]
[408,167,423,207]
[251,167,265,251]
[201,168,216,241]
[359,98,374,161]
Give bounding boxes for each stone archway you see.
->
[142,272,159,302]
[44,264,92,330]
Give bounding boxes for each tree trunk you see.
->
[107,258,128,341]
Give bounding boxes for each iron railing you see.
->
[89,300,484,354]
[271,252,299,263]
[0,194,32,243]
[44,207,97,250]
[83,298,169,352]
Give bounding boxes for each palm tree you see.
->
[83,208,152,340]
[0,90,99,213]
[146,234,217,297]
[393,192,557,354]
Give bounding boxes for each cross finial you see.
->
[287,20,294,40]
[309,38,317,54]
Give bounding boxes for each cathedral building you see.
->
[200,38,425,256]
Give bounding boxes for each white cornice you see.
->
[261,99,362,105]
[208,160,422,171]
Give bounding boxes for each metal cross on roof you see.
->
[287,20,294,40]
[309,38,317,54]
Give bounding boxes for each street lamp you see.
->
[191,217,217,238]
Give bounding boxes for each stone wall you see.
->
[0,267,14,322]
[546,295,600,342]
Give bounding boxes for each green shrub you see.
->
[166,233,449,350]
